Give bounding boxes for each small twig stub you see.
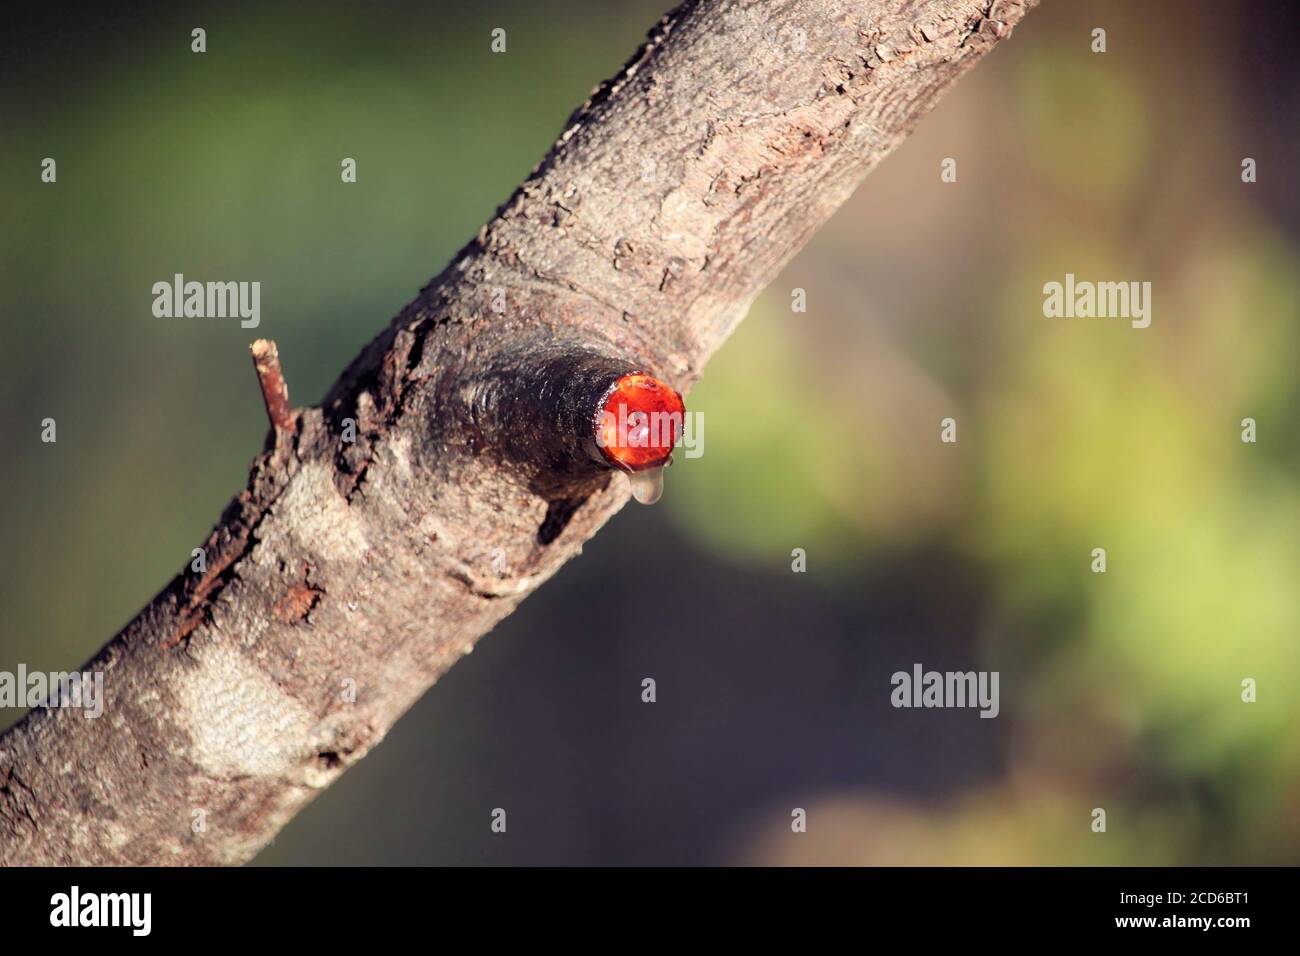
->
[250,338,297,437]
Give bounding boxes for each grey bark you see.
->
[0,0,1037,865]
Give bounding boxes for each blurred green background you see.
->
[3,0,1297,864]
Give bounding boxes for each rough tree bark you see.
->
[0,0,1036,865]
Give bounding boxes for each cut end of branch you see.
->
[594,372,684,473]
[250,338,298,439]
[455,346,688,498]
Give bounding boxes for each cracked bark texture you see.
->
[0,0,1036,865]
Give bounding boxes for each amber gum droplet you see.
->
[594,372,685,473]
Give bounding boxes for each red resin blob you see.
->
[596,373,685,472]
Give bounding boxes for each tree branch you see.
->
[0,0,1037,865]
[249,339,298,442]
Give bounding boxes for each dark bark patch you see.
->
[538,496,587,545]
